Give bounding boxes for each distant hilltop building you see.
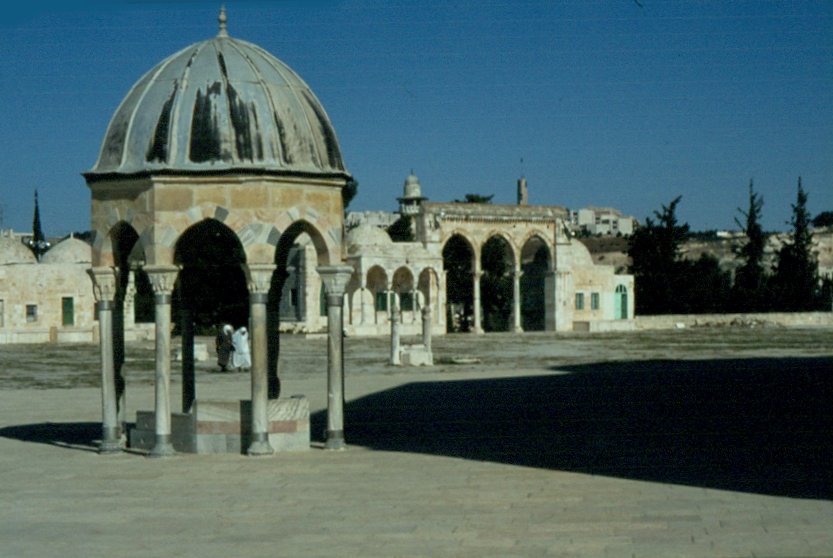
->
[569,207,635,236]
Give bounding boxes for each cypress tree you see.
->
[628,196,689,314]
[771,177,819,310]
[732,180,767,311]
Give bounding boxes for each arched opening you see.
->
[418,267,440,325]
[481,235,514,332]
[366,265,389,323]
[615,284,628,319]
[392,266,415,322]
[109,222,144,428]
[173,219,248,411]
[174,219,249,330]
[442,234,474,332]
[269,220,332,399]
[520,236,551,331]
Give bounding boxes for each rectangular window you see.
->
[26,304,37,323]
[591,292,600,310]
[575,293,584,310]
[375,291,388,312]
[62,297,74,326]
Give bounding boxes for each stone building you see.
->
[0,232,155,344]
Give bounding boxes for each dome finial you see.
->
[218,5,229,37]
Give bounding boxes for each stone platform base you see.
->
[399,344,433,366]
[129,396,310,454]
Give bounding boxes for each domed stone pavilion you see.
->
[86,8,353,456]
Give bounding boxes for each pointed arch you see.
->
[442,233,475,332]
[481,235,514,332]
[520,235,551,331]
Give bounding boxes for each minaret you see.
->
[29,190,49,261]
[517,176,528,206]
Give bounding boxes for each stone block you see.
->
[174,342,209,362]
[400,344,433,366]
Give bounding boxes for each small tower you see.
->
[517,176,528,206]
[28,190,50,261]
[398,173,427,216]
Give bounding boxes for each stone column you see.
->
[359,281,368,325]
[421,305,432,353]
[390,301,401,366]
[243,263,277,456]
[472,267,484,334]
[88,267,121,454]
[512,265,524,333]
[144,265,179,458]
[317,265,354,450]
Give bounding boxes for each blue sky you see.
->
[1,0,831,235]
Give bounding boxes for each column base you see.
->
[99,426,122,454]
[247,433,274,456]
[325,430,346,450]
[148,435,175,458]
[512,326,524,333]
[471,326,484,335]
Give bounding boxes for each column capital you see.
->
[88,267,118,303]
[242,263,277,295]
[317,265,354,297]
[143,265,180,296]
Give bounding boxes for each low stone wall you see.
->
[635,311,833,330]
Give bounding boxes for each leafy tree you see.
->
[387,216,414,242]
[455,193,494,204]
[627,196,689,314]
[812,210,833,228]
[342,178,358,211]
[678,254,732,313]
[770,177,819,310]
[732,179,768,311]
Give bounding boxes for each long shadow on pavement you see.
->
[312,356,833,500]
[0,422,101,453]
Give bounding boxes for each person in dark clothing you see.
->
[215,324,234,371]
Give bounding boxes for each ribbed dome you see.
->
[0,237,37,265]
[88,21,347,178]
[41,237,92,264]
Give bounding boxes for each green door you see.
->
[62,297,74,326]
[615,286,627,320]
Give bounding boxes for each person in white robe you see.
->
[231,326,251,371]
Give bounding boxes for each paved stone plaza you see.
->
[1,328,832,557]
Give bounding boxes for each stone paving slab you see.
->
[1,329,832,557]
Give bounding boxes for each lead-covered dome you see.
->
[88,11,347,178]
